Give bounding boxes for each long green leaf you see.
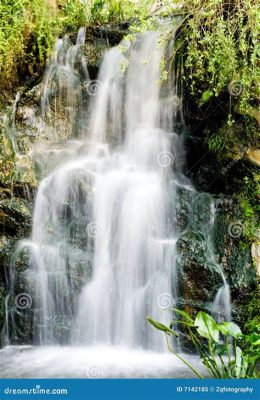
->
[172,308,194,323]
[147,317,178,337]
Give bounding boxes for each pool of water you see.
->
[0,345,203,378]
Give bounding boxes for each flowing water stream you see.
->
[0,27,230,378]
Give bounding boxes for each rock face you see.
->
[0,188,33,340]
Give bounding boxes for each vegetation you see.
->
[0,0,156,93]
[175,0,259,116]
[148,309,260,379]
[165,0,259,245]
[0,129,15,184]
[1,0,259,111]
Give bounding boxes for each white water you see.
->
[213,284,231,322]
[0,345,204,378]
[2,28,231,377]
[41,27,88,140]
[28,31,182,348]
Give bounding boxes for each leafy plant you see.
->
[175,0,259,116]
[147,309,260,378]
[0,0,159,94]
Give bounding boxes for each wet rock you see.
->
[0,197,32,237]
[176,230,222,314]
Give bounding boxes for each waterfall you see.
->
[3,28,231,352]
[33,30,182,349]
[213,284,231,323]
[208,201,231,322]
[72,32,177,349]
[41,27,89,141]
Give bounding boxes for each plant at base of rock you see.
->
[147,310,260,378]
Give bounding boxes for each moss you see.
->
[0,197,32,236]
[0,130,16,185]
[237,284,260,333]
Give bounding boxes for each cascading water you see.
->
[1,27,231,377]
[206,200,231,322]
[41,27,89,140]
[23,31,183,349]
[72,32,183,349]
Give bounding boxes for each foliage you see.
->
[148,310,260,379]
[126,0,259,119]
[173,0,259,116]
[1,0,58,90]
[243,286,260,333]
[237,171,260,244]
[0,0,156,93]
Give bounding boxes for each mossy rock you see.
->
[0,197,32,237]
[176,229,222,313]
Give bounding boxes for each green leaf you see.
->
[194,311,219,342]
[219,322,242,338]
[199,90,214,107]
[244,332,260,345]
[147,317,178,336]
[215,343,229,356]
[240,355,249,378]
[172,308,194,324]
[170,320,194,328]
[235,346,242,378]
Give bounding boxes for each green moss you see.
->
[0,130,16,185]
[242,286,260,334]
